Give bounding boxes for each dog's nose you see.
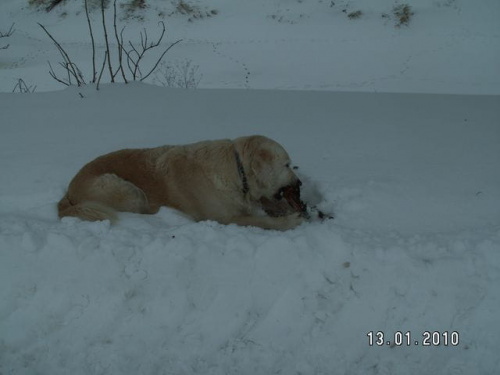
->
[296,178,302,187]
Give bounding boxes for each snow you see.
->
[1,0,500,374]
[1,0,500,93]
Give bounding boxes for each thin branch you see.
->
[141,39,182,81]
[0,23,15,38]
[141,28,148,50]
[123,21,181,81]
[58,62,72,85]
[12,78,37,94]
[97,50,109,90]
[38,4,181,87]
[48,61,70,86]
[39,23,86,86]
[1,23,15,50]
[84,0,97,83]
[73,63,86,83]
[101,0,114,83]
[125,41,141,79]
[128,39,142,79]
[149,22,166,49]
[125,43,135,78]
[112,0,128,83]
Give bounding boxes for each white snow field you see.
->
[1,85,500,374]
[1,0,500,374]
[0,0,499,94]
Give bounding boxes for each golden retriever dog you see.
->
[58,135,306,230]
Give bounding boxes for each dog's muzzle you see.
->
[274,178,302,200]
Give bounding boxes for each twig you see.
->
[12,78,37,93]
[97,50,109,90]
[113,0,128,83]
[0,23,15,38]
[39,3,181,87]
[123,21,182,81]
[59,61,72,85]
[39,23,86,86]
[84,0,97,83]
[48,61,70,86]
[0,23,15,49]
[141,39,182,81]
[101,0,114,83]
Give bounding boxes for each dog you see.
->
[58,135,305,230]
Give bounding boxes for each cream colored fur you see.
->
[58,135,303,230]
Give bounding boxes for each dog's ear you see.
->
[251,148,274,185]
[255,149,273,164]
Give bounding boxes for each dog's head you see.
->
[236,135,301,201]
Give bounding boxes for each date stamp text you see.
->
[367,331,459,347]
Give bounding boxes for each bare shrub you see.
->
[12,79,37,93]
[153,59,202,89]
[393,4,413,27]
[123,22,182,81]
[39,23,87,86]
[0,23,15,50]
[381,3,414,27]
[39,0,182,89]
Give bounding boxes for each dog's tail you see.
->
[58,193,117,223]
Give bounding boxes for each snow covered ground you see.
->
[1,0,499,94]
[1,0,500,374]
[2,85,499,374]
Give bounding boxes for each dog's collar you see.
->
[234,149,249,196]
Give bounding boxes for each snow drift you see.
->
[1,84,499,374]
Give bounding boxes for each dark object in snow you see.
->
[46,0,63,12]
[261,181,334,222]
[261,180,309,219]
[315,207,334,221]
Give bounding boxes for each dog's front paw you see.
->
[227,212,304,231]
[276,212,304,230]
